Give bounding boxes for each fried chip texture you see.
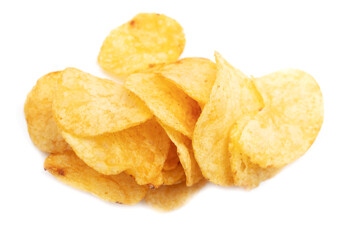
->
[156,58,217,107]
[193,52,264,186]
[24,71,70,153]
[239,69,324,168]
[53,68,152,137]
[144,180,206,211]
[61,119,170,187]
[44,151,148,205]
[163,143,180,171]
[125,73,201,138]
[98,13,185,75]
[162,163,186,185]
[161,123,203,186]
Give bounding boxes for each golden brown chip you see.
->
[163,143,180,171]
[156,58,217,107]
[238,69,324,168]
[144,180,207,211]
[61,119,170,187]
[24,71,70,153]
[162,163,186,186]
[44,151,148,205]
[161,123,203,186]
[125,73,201,138]
[193,52,264,186]
[98,13,185,76]
[53,68,152,137]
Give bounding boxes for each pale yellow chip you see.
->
[98,13,185,76]
[162,163,186,186]
[24,71,70,153]
[53,68,152,137]
[193,52,264,186]
[163,143,180,171]
[61,119,170,187]
[161,123,203,186]
[229,124,279,188]
[144,180,207,211]
[125,73,201,138]
[238,69,324,168]
[156,57,217,107]
[44,151,148,205]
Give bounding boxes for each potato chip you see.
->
[61,119,170,187]
[44,151,147,204]
[125,73,201,138]
[162,163,186,185]
[163,143,180,171]
[156,58,217,107]
[24,71,70,153]
[193,52,264,186]
[161,123,203,186]
[144,180,207,211]
[238,69,324,168]
[229,124,279,188]
[53,68,152,137]
[98,13,185,76]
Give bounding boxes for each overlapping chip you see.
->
[98,13,185,75]
[193,52,264,186]
[25,12,324,210]
[44,151,148,204]
[61,119,170,187]
[53,68,152,137]
[125,72,201,138]
[24,71,70,153]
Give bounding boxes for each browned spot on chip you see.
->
[129,20,135,26]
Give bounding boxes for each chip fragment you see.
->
[61,119,170,187]
[193,52,264,186]
[144,180,207,211]
[24,71,70,153]
[155,57,217,107]
[125,73,201,138]
[238,69,324,168]
[98,13,185,75]
[53,68,152,137]
[44,151,148,205]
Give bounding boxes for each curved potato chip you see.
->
[193,52,263,186]
[229,124,279,188]
[239,69,324,168]
[98,13,185,75]
[162,163,186,186]
[61,119,170,187]
[53,68,152,137]
[125,73,201,138]
[44,151,148,205]
[161,123,203,186]
[24,71,70,153]
[156,58,217,107]
[163,143,180,171]
[144,180,207,211]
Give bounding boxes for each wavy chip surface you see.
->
[155,58,217,107]
[239,69,324,168]
[53,68,152,137]
[44,151,148,205]
[125,73,201,138]
[193,52,264,186]
[61,119,170,187]
[24,71,70,153]
[98,13,185,75]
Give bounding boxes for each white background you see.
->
[1,0,353,239]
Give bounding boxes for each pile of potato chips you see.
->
[24,13,324,211]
